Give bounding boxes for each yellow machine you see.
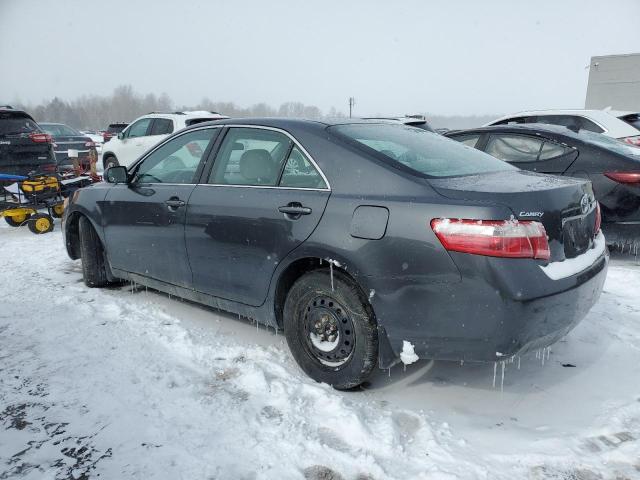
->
[0,174,64,234]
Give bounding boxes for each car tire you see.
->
[103,155,119,170]
[78,216,110,287]
[283,269,378,390]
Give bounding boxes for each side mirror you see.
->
[117,132,125,140]
[105,165,128,184]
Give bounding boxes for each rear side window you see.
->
[0,113,39,135]
[619,113,640,131]
[486,134,572,162]
[537,115,604,133]
[450,133,481,148]
[149,118,174,135]
[209,128,292,186]
[280,146,327,189]
[330,124,515,177]
[485,135,543,162]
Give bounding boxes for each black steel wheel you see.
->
[284,269,377,390]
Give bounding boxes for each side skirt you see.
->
[111,268,278,328]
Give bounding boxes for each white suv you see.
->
[102,111,228,169]
[486,109,640,146]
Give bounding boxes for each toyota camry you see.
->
[62,118,608,389]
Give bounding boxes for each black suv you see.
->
[0,107,57,177]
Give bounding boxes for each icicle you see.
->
[500,361,505,393]
[330,261,334,291]
[388,367,391,377]
[492,362,497,388]
[517,356,521,370]
[541,347,546,366]
[547,347,550,361]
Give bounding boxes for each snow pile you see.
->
[399,341,419,366]
[1,223,640,479]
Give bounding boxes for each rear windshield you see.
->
[0,113,39,135]
[329,123,516,177]
[41,124,80,136]
[577,130,640,157]
[619,113,640,131]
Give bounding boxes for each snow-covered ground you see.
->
[1,221,639,480]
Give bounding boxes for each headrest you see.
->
[239,149,275,184]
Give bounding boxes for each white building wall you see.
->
[585,53,640,111]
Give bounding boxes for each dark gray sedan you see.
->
[62,119,608,389]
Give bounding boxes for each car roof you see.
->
[487,109,640,138]
[448,122,635,149]
[189,117,431,130]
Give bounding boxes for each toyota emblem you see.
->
[580,194,590,214]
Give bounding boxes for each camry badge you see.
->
[519,211,544,218]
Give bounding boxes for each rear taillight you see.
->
[603,171,640,184]
[594,202,601,235]
[621,135,640,147]
[431,218,550,261]
[29,132,52,143]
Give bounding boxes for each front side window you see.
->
[133,128,218,184]
[330,123,515,177]
[209,128,292,186]
[126,118,153,138]
[280,146,327,189]
[149,118,174,136]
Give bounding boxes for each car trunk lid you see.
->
[428,170,597,262]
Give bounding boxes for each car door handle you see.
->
[278,203,312,217]
[165,198,185,210]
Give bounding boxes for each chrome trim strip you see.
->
[197,183,329,192]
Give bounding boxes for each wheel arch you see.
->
[64,208,104,260]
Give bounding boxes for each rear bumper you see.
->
[370,236,608,365]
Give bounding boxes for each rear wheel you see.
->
[283,269,378,390]
[4,213,30,227]
[27,213,54,234]
[78,216,110,287]
[103,155,119,170]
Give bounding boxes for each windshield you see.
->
[577,129,640,157]
[330,123,516,177]
[41,124,81,136]
[0,114,39,135]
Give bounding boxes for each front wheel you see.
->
[78,216,110,287]
[283,269,378,390]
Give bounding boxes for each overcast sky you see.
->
[1,0,639,116]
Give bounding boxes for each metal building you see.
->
[585,53,640,111]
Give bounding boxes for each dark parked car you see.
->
[446,124,640,244]
[39,123,97,172]
[0,107,56,177]
[62,119,607,389]
[102,122,128,142]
